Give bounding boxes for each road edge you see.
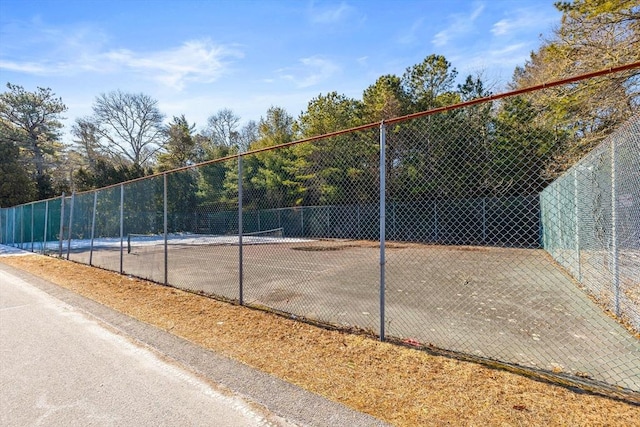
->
[0,260,390,427]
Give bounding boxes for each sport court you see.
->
[60,233,640,392]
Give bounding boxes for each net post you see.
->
[66,192,75,260]
[379,122,386,342]
[89,191,97,266]
[163,173,168,286]
[120,184,124,275]
[238,156,244,305]
[58,193,65,257]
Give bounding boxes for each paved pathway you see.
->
[0,260,389,427]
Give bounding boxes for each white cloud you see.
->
[277,56,340,88]
[0,60,49,74]
[0,35,243,91]
[100,40,243,90]
[492,19,514,36]
[397,18,425,45]
[432,2,486,47]
[455,42,530,79]
[309,2,354,24]
[491,8,558,37]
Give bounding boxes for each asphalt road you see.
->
[0,261,389,427]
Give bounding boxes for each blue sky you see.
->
[0,0,561,140]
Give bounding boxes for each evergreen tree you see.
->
[0,83,67,200]
[0,139,36,206]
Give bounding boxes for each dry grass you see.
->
[2,254,639,426]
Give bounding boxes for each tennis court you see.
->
[58,234,640,391]
[2,78,638,396]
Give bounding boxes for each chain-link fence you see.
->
[2,70,639,398]
[541,118,640,333]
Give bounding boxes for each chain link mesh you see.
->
[166,161,241,300]
[121,176,165,283]
[542,117,640,332]
[240,129,381,332]
[1,79,638,397]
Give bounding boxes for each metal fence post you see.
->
[379,122,387,341]
[611,140,619,316]
[20,205,24,249]
[58,193,65,257]
[30,203,35,252]
[31,203,35,252]
[66,192,75,260]
[12,207,16,246]
[164,173,168,286]
[574,169,581,282]
[89,191,98,266]
[238,156,244,305]
[120,184,124,275]
[43,200,49,254]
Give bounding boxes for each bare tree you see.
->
[205,108,240,147]
[237,120,258,152]
[71,117,104,170]
[513,0,639,175]
[91,90,166,167]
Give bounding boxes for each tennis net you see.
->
[127,228,285,254]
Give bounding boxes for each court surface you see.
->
[50,236,640,392]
